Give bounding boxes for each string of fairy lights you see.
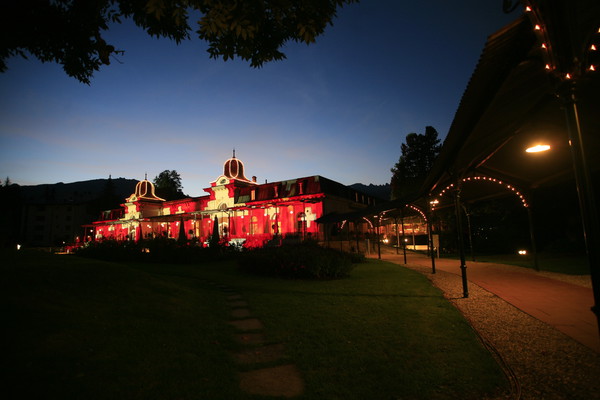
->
[406,205,427,221]
[427,4,599,212]
[433,176,529,210]
[524,2,599,79]
[426,3,599,212]
[338,204,428,230]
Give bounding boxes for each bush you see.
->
[74,239,143,262]
[238,241,356,279]
[75,238,235,264]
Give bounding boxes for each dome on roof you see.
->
[223,153,250,181]
[128,178,165,202]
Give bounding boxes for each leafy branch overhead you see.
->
[0,0,358,84]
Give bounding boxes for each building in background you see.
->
[0,177,137,248]
[90,154,380,246]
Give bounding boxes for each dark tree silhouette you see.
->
[1,0,358,84]
[390,126,441,200]
[208,215,220,248]
[153,170,186,200]
[90,175,122,218]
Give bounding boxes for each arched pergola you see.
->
[317,199,433,270]
[420,1,600,332]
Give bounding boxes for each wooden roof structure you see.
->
[423,9,600,206]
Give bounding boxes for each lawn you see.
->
[2,249,508,399]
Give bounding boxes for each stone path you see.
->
[213,284,305,398]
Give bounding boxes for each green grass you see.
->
[2,249,508,399]
[2,250,241,400]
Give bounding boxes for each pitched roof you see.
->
[422,9,600,207]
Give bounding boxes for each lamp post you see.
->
[428,200,437,274]
[454,182,469,298]
[461,203,476,262]
[400,210,407,264]
[522,0,600,335]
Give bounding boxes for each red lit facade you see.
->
[89,155,379,246]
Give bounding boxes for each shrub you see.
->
[238,241,355,279]
[75,239,143,262]
[75,238,236,264]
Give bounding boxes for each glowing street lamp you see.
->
[526,144,551,153]
[522,0,600,338]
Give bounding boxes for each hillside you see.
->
[17,178,138,204]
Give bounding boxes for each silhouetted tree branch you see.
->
[1,0,358,84]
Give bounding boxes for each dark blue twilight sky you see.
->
[0,1,519,196]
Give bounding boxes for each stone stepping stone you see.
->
[228,300,248,308]
[239,364,304,398]
[231,308,252,319]
[233,343,286,365]
[235,333,267,345]
[228,318,263,331]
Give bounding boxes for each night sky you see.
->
[0,1,518,197]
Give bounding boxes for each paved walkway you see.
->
[369,247,600,353]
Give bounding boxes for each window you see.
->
[251,216,259,234]
[297,212,307,233]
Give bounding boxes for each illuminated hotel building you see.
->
[89,154,380,246]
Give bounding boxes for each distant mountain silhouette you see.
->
[18,178,138,204]
[349,183,391,201]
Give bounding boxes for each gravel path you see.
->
[404,263,600,400]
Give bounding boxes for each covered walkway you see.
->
[372,247,599,352]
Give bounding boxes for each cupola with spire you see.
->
[223,149,251,182]
[126,174,165,202]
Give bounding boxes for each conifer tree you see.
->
[390,126,441,200]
